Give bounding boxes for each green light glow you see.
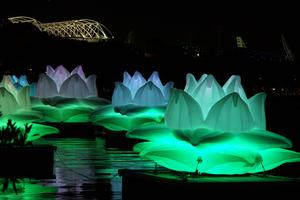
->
[31,97,109,123]
[127,74,300,175]
[91,105,165,131]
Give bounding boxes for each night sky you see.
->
[1,0,299,52]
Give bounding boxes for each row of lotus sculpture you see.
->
[1,65,300,175]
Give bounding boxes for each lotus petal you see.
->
[71,65,86,80]
[0,87,20,115]
[250,148,300,173]
[85,75,98,97]
[45,65,56,78]
[92,105,164,131]
[0,75,18,99]
[125,71,146,97]
[248,92,266,130]
[60,74,90,98]
[133,82,166,106]
[112,82,132,106]
[123,71,132,86]
[127,124,177,142]
[139,141,201,172]
[162,82,174,101]
[173,128,222,146]
[47,65,70,91]
[36,73,59,98]
[26,123,59,142]
[223,75,248,103]
[17,86,31,110]
[205,93,254,132]
[197,144,262,175]
[197,129,292,150]
[191,74,225,118]
[165,89,203,130]
[148,71,163,91]
[184,73,207,94]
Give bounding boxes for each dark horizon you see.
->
[1,1,299,52]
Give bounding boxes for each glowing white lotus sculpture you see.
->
[112,71,174,107]
[127,74,300,175]
[36,65,98,98]
[91,71,173,131]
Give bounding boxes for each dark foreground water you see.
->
[0,137,157,200]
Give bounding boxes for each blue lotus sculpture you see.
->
[91,71,174,131]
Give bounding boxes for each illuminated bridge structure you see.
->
[8,16,114,42]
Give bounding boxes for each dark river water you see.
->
[0,137,157,200]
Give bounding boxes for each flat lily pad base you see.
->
[119,169,300,199]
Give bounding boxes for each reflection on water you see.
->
[0,137,157,199]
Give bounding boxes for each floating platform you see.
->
[119,169,300,199]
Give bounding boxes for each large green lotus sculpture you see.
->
[127,74,300,175]
[0,75,59,140]
[91,71,173,131]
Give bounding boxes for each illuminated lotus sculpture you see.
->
[91,71,173,131]
[30,65,109,123]
[0,75,31,115]
[112,71,173,107]
[127,74,300,175]
[0,75,59,138]
[36,65,98,98]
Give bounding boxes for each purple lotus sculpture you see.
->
[36,65,98,98]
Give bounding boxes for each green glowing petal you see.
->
[250,148,300,173]
[127,124,177,142]
[92,105,164,131]
[79,97,111,109]
[0,87,20,115]
[197,129,292,150]
[32,105,92,122]
[248,92,266,129]
[26,123,59,142]
[173,128,222,146]
[165,89,203,130]
[205,93,254,132]
[133,82,166,106]
[0,110,43,122]
[139,141,201,172]
[192,74,225,118]
[197,145,262,175]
